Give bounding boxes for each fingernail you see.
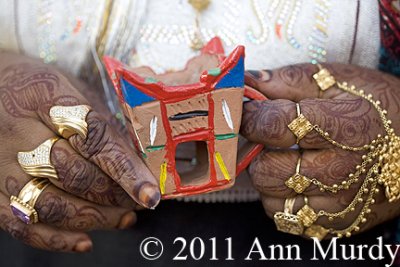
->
[246,70,272,82]
[247,70,262,79]
[74,240,93,253]
[118,211,137,229]
[138,183,161,209]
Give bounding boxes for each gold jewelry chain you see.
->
[283,70,400,239]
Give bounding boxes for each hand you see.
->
[0,53,160,252]
[241,63,400,238]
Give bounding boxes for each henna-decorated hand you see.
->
[241,63,400,238]
[0,53,160,252]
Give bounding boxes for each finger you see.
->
[0,192,92,252]
[245,63,347,101]
[38,106,161,209]
[249,149,362,198]
[245,64,320,101]
[260,193,386,236]
[16,121,135,208]
[260,195,353,235]
[51,139,135,208]
[241,97,383,149]
[36,185,137,231]
[1,169,137,231]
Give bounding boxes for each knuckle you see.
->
[62,154,93,194]
[36,192,67,226]
[248,155,281,194]
[71,115,109,158]
[248,151,296,197]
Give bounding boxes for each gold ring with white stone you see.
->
[10,178,51,224]
[17,137,60,180]
[49,105,91,139]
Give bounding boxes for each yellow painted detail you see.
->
[215,152,231,181]
[159,163,167,194]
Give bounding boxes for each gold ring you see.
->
[17,137,60,179]
[10,178,51,224]
[273,197,304,235]
[49,105,91,139]
[287,103,313,144]
[297,196,318,227]
[285,155,311,194]
[312,64,336,91]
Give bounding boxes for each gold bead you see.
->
[356,165,361,170]
[346,232,352,237]
[359,90,364,94]
[363,188,369,193]
[324,132,329,137]
[358,198,364,203]
[362,155,367,160]
[337,233,343,238]
[375,188,380,193]
[333,184,338,189]
[354,226,360,232]
[377,134,382,138]
[371,199,375,204]
[320,188,325,192]
[350,207,355,211]
[376,100,380,105]
[361,218,367,223]
[342,181,347,185]
[387,120,392,125]
[328,216,333,221]
[366,209,371,214]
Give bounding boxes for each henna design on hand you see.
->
[243,63,400,237]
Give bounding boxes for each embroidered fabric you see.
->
[0,0,382,203]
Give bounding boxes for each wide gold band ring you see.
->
[273,197,304,235]
[49,105,91,139]
[17,137,60,180]
[10,178,51,224]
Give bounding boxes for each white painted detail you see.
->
[150,116,158,146]
[222,99,234,131]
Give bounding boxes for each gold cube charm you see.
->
[285,173,311,193]
[313,68,336,91]
[288,114,313,140]
[274,212,304,235]
[304,224,329,241]
[297,205,317,227]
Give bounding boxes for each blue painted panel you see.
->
[120,78,155,107]
[215,56,244,89]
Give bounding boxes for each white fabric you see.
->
[0,0,381,202]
